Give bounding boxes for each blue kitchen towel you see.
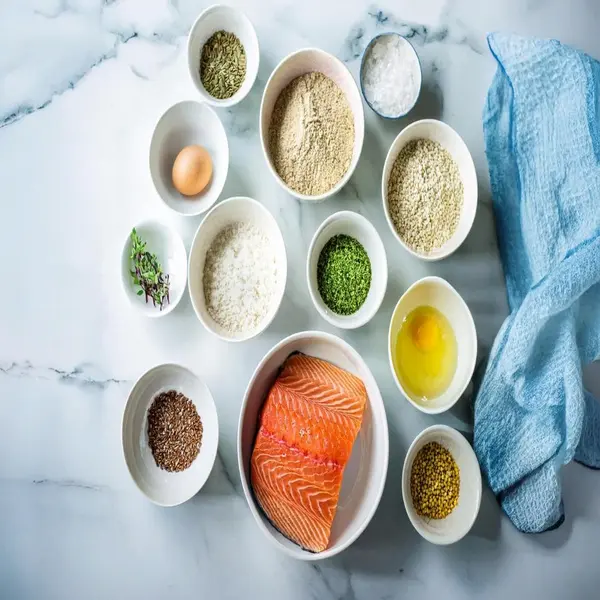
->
[474,32,600,532]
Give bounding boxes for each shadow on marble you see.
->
[407,80,444,123]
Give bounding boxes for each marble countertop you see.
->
[2,0,600,598]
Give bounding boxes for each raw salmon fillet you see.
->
[250,352,367,552]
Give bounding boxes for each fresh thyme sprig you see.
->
[129,228,170,310]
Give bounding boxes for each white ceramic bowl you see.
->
[306,211,388,329]
[382,119,477,260]
[149,100,229,216]
[237,331,389,560]
[402,424,482,545]
[187,4,259,107]
[188,196,287,342]
[388,276,477,414]
[260,48,365,202]
[122,363,219,506]
[120,221,187,317]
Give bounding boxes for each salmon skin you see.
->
[250,352,367,553]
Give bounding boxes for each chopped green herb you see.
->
[129,228,170,310]
[317,234,371,316]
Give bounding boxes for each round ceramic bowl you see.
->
[237,331,389,560]
[122,363,219,506]
[382,119,477,260]
[260,48,365,202]
[306,211,388,329]
[187,4,259,108]
[120,220,187,317]
[402,424,482,545]
[359,33,422,119]
[188,196,287,342]
[149,100,229,217]
[388,276,477,414]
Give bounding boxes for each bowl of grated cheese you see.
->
[188,196,287,342]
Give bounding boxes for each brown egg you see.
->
[172,145,213,196]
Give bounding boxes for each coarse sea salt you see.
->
[362,35,421,117]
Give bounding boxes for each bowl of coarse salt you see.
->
[188,196,287,342]
[360,33,422,119]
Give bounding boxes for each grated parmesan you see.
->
[203,222,278,333]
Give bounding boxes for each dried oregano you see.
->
[200,30,246,99]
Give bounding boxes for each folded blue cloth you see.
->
[474,33,600,532]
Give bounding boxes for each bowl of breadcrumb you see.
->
[382,119,477,261]
[260,48,364,202]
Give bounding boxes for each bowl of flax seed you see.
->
[260,48,365,202]
[122,363,219,506]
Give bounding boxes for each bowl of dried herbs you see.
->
[187,4,259,107]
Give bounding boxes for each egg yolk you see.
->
[411,315,440,352]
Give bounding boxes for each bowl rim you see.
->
[187,195,288,342]
[121,362,220,507]
[148,99,230,217]
[306,210,388,329]
[186,4,260,108]
[236,330,390,560]
[381,118,478,261]
[120,219,188,318]
[359,32,423,119]
[387,275,477,414]
[259,47,365,202]
[401,424,482,545]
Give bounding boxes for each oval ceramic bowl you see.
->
[120,221,187,317]
[382,119,477,260]
[122,363,219,506]
[359,32,422,119]
[306,211,388,329]
[188,196,288,342]
[187,4,259,107]
[260,48,365,202]
[402,424,482,545]
[149,100,229,216]
[237,331,389,560]
[388,276,477,414]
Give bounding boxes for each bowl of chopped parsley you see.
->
[121,221,187,318]
[306,211,388,329]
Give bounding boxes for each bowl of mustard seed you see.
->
[122,363,219,506]
[402,424,482,545]
[187,4,259,107]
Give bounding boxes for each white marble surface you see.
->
[2,0,600,598]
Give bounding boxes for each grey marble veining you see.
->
[1,0,600,598]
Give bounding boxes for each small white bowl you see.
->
[120,221,187,317]
[187,4,259,107]
[382,119,477,260]
[306,211,388,329]
[388,276,477,414]
[402,424,482,545]
[122,363,219,506]
[188,196,287,342]
[260,48,365,202]
[359,33,422,119]
[149,100,229,216]
[238,331,389,560]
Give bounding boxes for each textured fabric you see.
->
[474,33,600,533]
